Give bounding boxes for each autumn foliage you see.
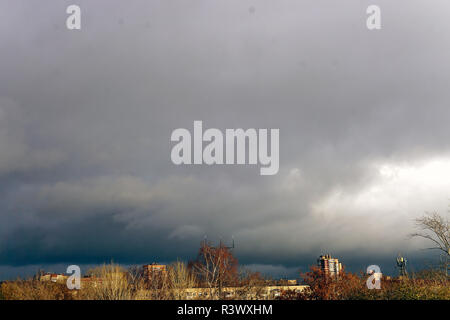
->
[189,241,239,298]
[278,265,450,300]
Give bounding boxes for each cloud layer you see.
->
[1,0,450,278]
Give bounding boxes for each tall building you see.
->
[317,254,342,277]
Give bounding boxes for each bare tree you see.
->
[167,261,197,300]
[411,212,449,276]
[189,241,238,299]
[82,263,132,300]
[143,266,170,300]
[235,269,267,300]
[126,265,146,298]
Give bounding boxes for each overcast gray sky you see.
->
[1,0,450,279]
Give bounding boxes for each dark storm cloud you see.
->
[1,0,450,278]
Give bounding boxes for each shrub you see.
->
[278,266,450,300]
[1,279,73,300]
[77,263,133,300]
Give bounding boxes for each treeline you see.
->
[0,242,268,300]
[1,241,449,300]
[278,266,449,300]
